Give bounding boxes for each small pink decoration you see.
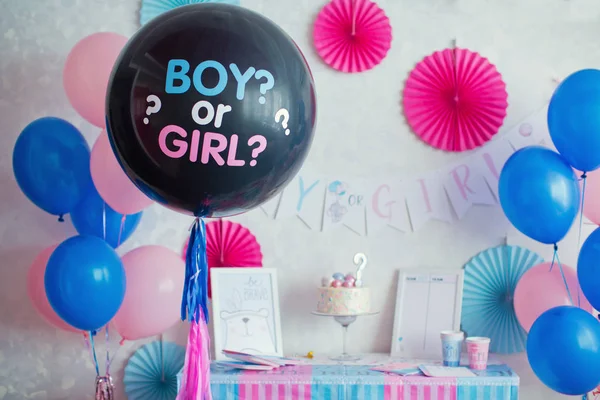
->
[342,281,354,288]
[182,219,262,298]
[345,273,356,281]
[331,279,343,288]
[313,0,392,73]
[403,47,508,152]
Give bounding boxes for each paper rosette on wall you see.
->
[124,341,186,400]
[140,0,241,25]
[182,219,263,297]
[461,245,543,354]
[313,0,392,73]
[403,48,508,152]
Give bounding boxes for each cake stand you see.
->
[311,311,379,361]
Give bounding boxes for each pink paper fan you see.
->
[182,219,263,298]
[313,0,392,73]
[403,48,508,152]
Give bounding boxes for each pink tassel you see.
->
[177,312,212,400]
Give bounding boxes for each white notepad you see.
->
[419,365,476,377]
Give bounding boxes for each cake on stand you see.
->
[313,253,378,361]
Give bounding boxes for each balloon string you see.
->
[102,202,107,242]
[89,331,100,376]
[116,215,126,247]
[160,333,165,382]
[220,218,224,264]
[577,173,587,250]
[105,325,111,375]
[82,332,94,362]
[58,214,65,222]
[555,249,574,306]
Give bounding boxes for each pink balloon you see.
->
[112,246,184,341]
[63,32,128,127]
[583,169,600,225]
[90,131,153,214]
[27,245,80,333]
[514,262,593,332]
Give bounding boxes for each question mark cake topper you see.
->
[275,108,290,135]
[143,95,162,125]
[353,253,368,287]
[254,69,275,104]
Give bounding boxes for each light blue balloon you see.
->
[577,227,600,310]
[332,272,345,281]
[45,235,126,332]
[12,117,92,218]
[499,146,580,244]
[527,306,600,395]
[548,69,600,172]
[70,185,143,248]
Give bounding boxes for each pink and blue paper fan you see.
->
[461,245,543,354]
[140,0,241,25]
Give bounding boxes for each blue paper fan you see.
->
[140,0,241,25]
[461,245,544,354]
[124,341,186,400]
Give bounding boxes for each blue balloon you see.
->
[45,235,126,331]
[12,117,92,218]
[527,306,600,395]
[70,186,143,248]
[548,69,600,172]
[578,227,600,310]
[499,146,580,244]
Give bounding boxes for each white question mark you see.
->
[254,70,274,104]
[275,108,290,136]
[247,135,267,167]
[143,95,162,125]
[353,253,368,287]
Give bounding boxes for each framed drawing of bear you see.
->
[211,268,283,360]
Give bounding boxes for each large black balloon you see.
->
[106,4,316,217]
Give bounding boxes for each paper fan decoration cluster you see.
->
[124,341,186,400]
[461,245,543,354]
[313,0,392,73]
[140,0,241,25]
[182,219,263,297]
[403,48,508,152]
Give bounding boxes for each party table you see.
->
[204,361,519,400]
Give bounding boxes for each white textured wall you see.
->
[1,0,600,398]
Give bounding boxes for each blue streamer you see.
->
[89,330,100,376]
[181,218,209,324]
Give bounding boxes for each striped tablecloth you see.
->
[200,363,519,400]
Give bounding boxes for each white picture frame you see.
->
[211,268,283,360]
[390,268,464,358]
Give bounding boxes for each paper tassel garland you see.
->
[177,219,212,400]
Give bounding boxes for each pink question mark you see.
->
[247,135,267,166]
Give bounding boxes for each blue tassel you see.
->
[181,218,209,324]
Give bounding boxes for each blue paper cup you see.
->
[441,330,464,367]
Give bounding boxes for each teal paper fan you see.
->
[140,0,242,25]
[124,341,186,400]
[461,245,543,354]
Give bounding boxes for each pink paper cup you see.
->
[466,337,491,370]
